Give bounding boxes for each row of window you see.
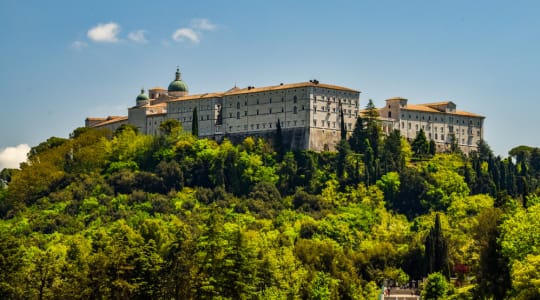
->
[402,122,481,136]
[227,120,307,132]
[313,119,352,129]
[227,106,305,119]
[401,113,481,126]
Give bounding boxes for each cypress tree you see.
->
[340,107,347,141]
[349,115,367,153]
[274,119,284,160]
[192,107,199,137]
[424,214,450,278]
[412,129,429,159]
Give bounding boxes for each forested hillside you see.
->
[1,118,539,299]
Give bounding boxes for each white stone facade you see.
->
[377,97,485,154]
[86,70,361,151]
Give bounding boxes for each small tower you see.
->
[167,67,189,97]
[136,88,149,106]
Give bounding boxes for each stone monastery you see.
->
[86,68,484,154]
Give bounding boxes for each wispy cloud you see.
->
[172,28,200,43]
[71,40,88,49]
[127,30,147,43]
[172,18,217,44]
[0,144,30,170]
[191,18,217,31]
[87,22,120,43]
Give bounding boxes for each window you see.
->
[257,99,259,104]
[281,97,284,102]
[388,111,392,118]
[244,111,247,116]
[408,123,411,129]
[256,109,259,115]
[293,106,297,114]
[237,102,240,109]
[269,98,272,103]
[269,108,272,114]
[293,96,297,103]
[281,107,284,113]
[236,112,240,119]
[314,119,317,126]
[229,113,232,118]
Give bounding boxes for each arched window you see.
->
[388,111,392,118]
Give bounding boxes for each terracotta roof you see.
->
[421,101,453,106]
[85,117,106,121]
[402,104,484,118]
[453,110,484,118]
[168,92,223,102]
[168,81,358,102]
[90,116,128,127]
[226,81,360,95]
[386,97,407,101]
[150,87,166,90]
[402,104,441,113]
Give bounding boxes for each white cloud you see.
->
[0,144,30,170]
[71,40,88,49]
[87,22,120,43]
[127,30,147,43]
[172,28,200,43]
[191,18,216,31]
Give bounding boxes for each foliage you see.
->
[422,272,448,300]
[0,127,539,299]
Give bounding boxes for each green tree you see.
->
[424,214,450,277]
[474,208,511,300]
[274,119,284,161]
[381,129,403,173]
[0,228,23,298]
[365,99,381,159]
[192,107,199,136]
[422,272,448,300]
[340,106,347,141]
[349,115,367,153]
[411,129,429,159]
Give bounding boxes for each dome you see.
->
[136,89,149,101]
[168,67,189,92]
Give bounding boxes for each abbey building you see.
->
[377,97,485,154]
[86,68,361,151]
[86,68,484,153]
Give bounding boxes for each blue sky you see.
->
[1,0,539,168]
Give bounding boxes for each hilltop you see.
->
[0,120,539,299]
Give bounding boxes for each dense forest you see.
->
[1,110,540,299]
